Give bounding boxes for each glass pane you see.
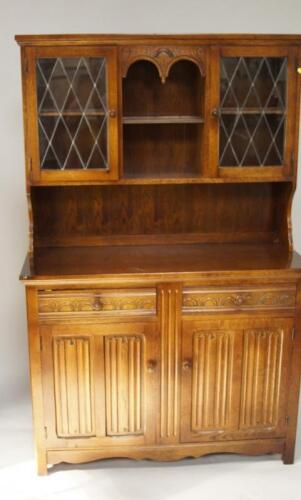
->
[219,56,287,167]
[36,57,108,170]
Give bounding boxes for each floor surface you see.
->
[0,397,301,500]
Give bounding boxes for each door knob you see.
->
[182,359,192,370]
[212,108,221,119]
[147,359,157,372]
[109,109,117,118]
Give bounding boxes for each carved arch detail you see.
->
[120,45,206,83]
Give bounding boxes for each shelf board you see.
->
[39,111,106,117]
[123,115,204,124]
[220,107,285,115]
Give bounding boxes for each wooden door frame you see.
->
[40,320,159,448]
[22,45,119,185]
[180,316,294,443]
[208,45,297,180]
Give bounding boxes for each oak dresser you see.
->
[15,34,301,474]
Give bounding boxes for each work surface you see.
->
[21,243,301,283]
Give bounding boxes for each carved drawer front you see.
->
[182,286,296,313]
[38,289,157,318]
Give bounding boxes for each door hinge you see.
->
[292,328,295,341]
[285,415,290,426]
[40,336,43,352]
[44,426,48,439]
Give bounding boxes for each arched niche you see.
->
[122,58,204,117]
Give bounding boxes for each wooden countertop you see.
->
[20,243,301,286]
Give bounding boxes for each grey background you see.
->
[0,0,300,404]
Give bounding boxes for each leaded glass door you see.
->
[26,46,119,182]
[210,47,297,178]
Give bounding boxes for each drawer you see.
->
[38,288,157,318]
[182,285,296,313]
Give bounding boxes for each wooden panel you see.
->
[38,288,157,319]
[240,326,291,432]
[183,286,296,313]
[105,335,144,435]
[181,321,242,442]
[53,336,95,437]
[159,284,181,442]
[32,183,288,247]
[191,331,237,431]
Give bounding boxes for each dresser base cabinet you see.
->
[25,280,301,475]
[16,33,301,474]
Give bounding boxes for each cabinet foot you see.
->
[282,443,295,465]
[37,451,48,475]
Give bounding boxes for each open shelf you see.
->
[122,59,205,179]
[123,115,204,124]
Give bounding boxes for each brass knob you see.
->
[147,359,157,372]
[92,298,102,311]
[109,109,117,118]
[297,67,301,75]
[182,359,192,370]
[212,108,221,119]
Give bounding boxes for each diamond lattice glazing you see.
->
[36,57,108,170]
[219,57,287,167]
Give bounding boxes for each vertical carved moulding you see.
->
[159,284,182,443]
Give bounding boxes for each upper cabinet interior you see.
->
[120,46,207,179]
[18,39,300,185]
[210,46,297,178]
[24,46,119,183]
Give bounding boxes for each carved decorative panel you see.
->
[191,330,237,431]
[240,328,285,431]
[53,337,95,438]
[159,285,181,442]
[183,287,296,313]
[104,335,144,436]
[120,45,205,82]
[39,289,157,319]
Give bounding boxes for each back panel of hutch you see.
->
[15,34,301,474]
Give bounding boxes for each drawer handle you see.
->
[147,359,157,372]
[92,298,103,311]
[182,359,192,371]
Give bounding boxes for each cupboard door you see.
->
[210,46,297,178]
[181,318,293,442]
[181,320,243,442]
[41,321,159,447]
[24,46,119,183]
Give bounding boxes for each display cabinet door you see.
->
[24,46,119,183]
[181,318,293,442]
[40,321,159,448]
[209,46,297,179]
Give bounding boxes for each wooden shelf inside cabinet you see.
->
[39,111,107,117]
[122,115,205,124]
[219,107,285,115]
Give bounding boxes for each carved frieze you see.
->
[120,45,206,82]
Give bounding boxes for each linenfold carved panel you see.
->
[183,287,296,312]
[53,337,95,438]
[120,46,206,82]
[191,330,236,431]
[240,328,284,431]
[105,335,144,436]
